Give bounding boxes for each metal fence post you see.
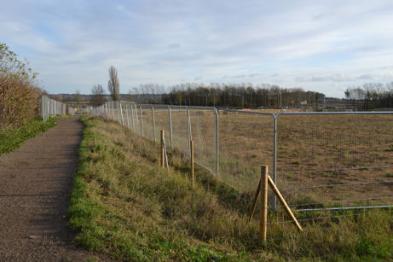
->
[108,102,111,119]
[130,104,135,130]
[168,106,173,148]
[215,108,220,176]
[42,96,45,120]
[152,106,156,142]
[114,102,117,121]
[119,102,125,125]
[187,108,192,155]
[41,96,44,120]
[140,106,144,136]
[47,97,50,119]
[112,102,115,120]
[133,104,138,131]
[271,114,278,211]
[49,99,52,116]
[109,102,112,120]
[125,104,130,128]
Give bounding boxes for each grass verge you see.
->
[0,117,57,155]
[69,116,393,261]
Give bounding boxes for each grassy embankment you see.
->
[69,116,393,261]
[0,117,57,155]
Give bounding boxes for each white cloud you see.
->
[1,0,393,97]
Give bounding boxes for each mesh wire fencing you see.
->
[41,95,67,120]
[94,102,393,216]
[276,113,393,213]
[188,107,218,174]
[218,110,274,193]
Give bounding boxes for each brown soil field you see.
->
[220,113,393,209]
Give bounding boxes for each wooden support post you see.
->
[163,130,169,170]
[268,176,303,232]
[260,166,269,242]
[190,139,195,187]
[164,147,169,169]
[160,130,165,168]
[249,174,262,222]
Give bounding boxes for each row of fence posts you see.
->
[99,102,279,207]
[97,101,303,242]
[101,101,220,175]
[41,95,67,120]
[100,102,361,213]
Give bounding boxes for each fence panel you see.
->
[277,113,393,211]
[41,95,67,120]
[139,104,155,141]
[219,110,274,193]
[91,102,393,213]
[151,105,171,145]
[170,107,191,157]
[188,108,217,175]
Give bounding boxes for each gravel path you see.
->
[0,118,105,261]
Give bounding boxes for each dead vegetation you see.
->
[0,43,42,129]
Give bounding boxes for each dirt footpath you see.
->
[0,118,103,261]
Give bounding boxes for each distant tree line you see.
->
[160,84,325,109]
[344,82,393,110]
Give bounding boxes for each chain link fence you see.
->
[93,101,393,214]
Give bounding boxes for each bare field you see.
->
[219,113,393,208]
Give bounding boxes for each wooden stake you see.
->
[160,130,165,168]
[260,166,269,242]
[164,147,169,169]
[249,174,262,222]
[163,132,169,170]
[190,139,195,187]
[268,176,303,231]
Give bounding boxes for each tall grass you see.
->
[69,116,393,261]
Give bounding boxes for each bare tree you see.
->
[107,66,120,101]
[91,84,106,106]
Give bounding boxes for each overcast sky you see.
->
[1,0,393,97]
